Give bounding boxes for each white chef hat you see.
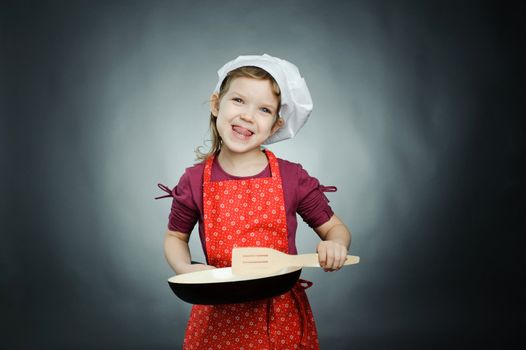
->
[213,54,313,144]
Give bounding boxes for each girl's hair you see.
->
[195,66,282,161]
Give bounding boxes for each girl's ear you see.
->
[270,117,284,135]
[210,93,220,117]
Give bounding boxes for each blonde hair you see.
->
[195,66,281,161]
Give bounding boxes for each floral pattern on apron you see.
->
[183,150,319,350]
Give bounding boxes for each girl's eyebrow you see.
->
[228,90,246,98]
[229,90,277,109]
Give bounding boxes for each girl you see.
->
[158,54,352,349]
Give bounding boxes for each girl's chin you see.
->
[222,139,265,154]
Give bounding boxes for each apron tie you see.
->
[268,279,314,349]
[292,279,314,347]
[154,183,174,200]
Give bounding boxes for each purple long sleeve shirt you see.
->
[167,157,335,256]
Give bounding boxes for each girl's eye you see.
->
[232,98,243,103]
[260,107,272,114]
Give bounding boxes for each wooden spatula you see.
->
[231,247,360,276]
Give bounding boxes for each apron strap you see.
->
[267,279,314,349]
[203,155,214,184]
[264,149,282,180]
[292,279,314,347]
[203,150,279,183]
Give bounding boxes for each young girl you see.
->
[158,54,352,349]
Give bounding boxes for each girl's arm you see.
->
[164,230,215,274]
[314,214,352,272]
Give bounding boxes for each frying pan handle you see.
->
[293,254,360,267]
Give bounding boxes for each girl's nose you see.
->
[239,108,255,122]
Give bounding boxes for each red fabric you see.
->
[164,155,335,255]
[183,150,319,350]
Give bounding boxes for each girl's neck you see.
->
[216,147,268,177]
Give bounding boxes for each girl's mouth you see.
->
[232,125,254,139]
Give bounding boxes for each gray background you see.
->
[2,0,523,349]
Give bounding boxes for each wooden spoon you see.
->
[231,247,360,276]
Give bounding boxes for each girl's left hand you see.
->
[316,240,348,272]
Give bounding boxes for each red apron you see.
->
[183,150,319,350]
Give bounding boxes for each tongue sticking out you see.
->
[233,126,253,137]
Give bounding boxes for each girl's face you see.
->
[211,77,283,155]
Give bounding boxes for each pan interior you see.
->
[168,266,302,284]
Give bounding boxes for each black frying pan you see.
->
[168,266,302,305]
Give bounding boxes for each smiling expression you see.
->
[211,77,282,155]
